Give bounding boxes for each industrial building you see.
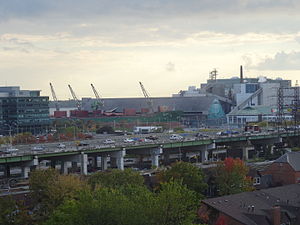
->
[49,66,296,128]
[81,96,232,127]
[0,86,50,135]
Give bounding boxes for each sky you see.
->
[1,0,300,100]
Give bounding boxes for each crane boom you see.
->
[91,84,104,108]
[68,84,81,110]
[50,83,59,111]
[139,81,154,113]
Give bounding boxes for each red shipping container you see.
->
[54,111,67,118]
[123,108,136,116]
[141,108,150,114]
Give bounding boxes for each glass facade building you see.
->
[0,87,50,135]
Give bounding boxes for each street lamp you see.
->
[4,122,18,147]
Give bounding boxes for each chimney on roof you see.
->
[240,65,244,83]
[272,206,281,225]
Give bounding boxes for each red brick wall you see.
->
[262,163,299,185]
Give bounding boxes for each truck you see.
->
[133,126,162,134]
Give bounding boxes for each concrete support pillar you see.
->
[270,146,275,154]
[150,147,163,168]
[200,149,208,163]
[101,156,108,171]
[111,150,126,170]
[242,147,249,161]
[61,161,72,174]
[96,156,101,168]
[80,153,88,175]
[22,167,31,178]
[21,156,39,178]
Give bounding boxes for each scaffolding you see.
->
[277,87,300,130]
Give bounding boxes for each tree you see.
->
[0,196,17,225]
[158,161,207,197]
[29,168,87,222]
[215,157,253,196]
[88,169,144,190]
[0,196,31,225]
[45,186,154,225]
[45,180,199,225]
[151,180,199,225]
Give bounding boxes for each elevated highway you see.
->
[0,131,299,178]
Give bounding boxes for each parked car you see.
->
[124,138,135,143]
[103,139,115,144]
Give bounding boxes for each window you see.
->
[253,177,261,185]
[246,84,258,93]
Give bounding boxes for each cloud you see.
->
[252,51,300,70]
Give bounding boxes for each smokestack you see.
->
[240,65,244,83]
[272,206,281,225]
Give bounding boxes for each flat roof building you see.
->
[0,86,50,135]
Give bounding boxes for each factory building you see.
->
[81,96,232,127]
[0,86,50,135]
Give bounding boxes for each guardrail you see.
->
[0,132,299,164]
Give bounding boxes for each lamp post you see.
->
[4,122,18,147]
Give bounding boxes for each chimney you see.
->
[272,206,281,225]
[240,65,244,83]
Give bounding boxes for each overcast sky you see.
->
[1,0,300,100]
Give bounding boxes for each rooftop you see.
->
[202,184,300,225]
[274,152,300,171]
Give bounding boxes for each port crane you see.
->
[50,83,60,111]
[139,81,154,113]
[90,83,104,110]
[68,84,81,110]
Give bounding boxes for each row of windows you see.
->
[17,118,51,123]
[18,114,49,118]
[0,98,48,103]
[18,109,49,113]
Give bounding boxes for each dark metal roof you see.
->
[275,152,300,171]
[202,184,300,225]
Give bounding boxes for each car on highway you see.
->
[144,138,154,143]
[3,147,19,153]
[57,143,66,148]
[146,135,159,140]
[78,142,89,146]
[195,133,209,138]
[169,134,184,140]
[103,139,115,144]
[31,146,44,151]
[124,138,135,143]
